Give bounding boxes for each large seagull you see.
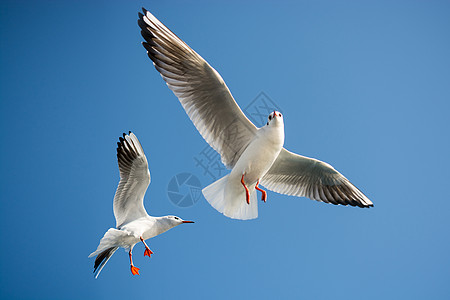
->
[138,9,373,220]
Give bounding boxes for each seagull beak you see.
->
[273,110,276,118]
[182,220,194,223]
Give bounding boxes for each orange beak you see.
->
[273,110,276,118]
[182,220,194,223]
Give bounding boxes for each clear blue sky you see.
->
[1,1,449,299]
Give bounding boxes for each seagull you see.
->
[89,132,194,278]
[138,9,373,220]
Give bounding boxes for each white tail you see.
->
[202,174,258,220]
[89,228,126,258]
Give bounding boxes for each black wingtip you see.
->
[93,247,117,278]
[129,131,132,134]
[141,7,148,14]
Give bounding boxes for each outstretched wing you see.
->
[113,132,151,227]
[261,148,373,208]
[138,8,257,168]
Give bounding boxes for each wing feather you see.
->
[261,148,373,208]
[138,8,257,168]
[113,132,151,227]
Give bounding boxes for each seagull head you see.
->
[266,111,284,127]
[164,215,195,227]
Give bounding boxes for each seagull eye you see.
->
[174,217,179,220]
[268,115,272,121]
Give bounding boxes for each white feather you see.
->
[203,175,258,220]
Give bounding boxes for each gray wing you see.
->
[261,148,373,208]
[113,132,151,228]
[138,8,257,168]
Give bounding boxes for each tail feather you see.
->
[93,247,118,279]
[202,175,229,214]
[203,174,258,220]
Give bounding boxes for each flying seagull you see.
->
[138,9,373,220]
[89,132,194,278]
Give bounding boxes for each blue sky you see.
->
[1,1,450,299]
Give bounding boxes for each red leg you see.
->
[241,174,250,205]
[255,180,267,202]
[140,237,154,258]
[129,250,140,275]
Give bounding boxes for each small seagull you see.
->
[89,132,194,278]
[138,9,373,220]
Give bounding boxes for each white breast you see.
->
[230,124,285,184]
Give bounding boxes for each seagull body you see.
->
[231,113,285,185]
[89,132,193,278]
[138,9,373,220]
[205,112,285,219]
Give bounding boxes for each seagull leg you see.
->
[255,180,267,202]
[129,249,140,275]
[140,237,154,258]
[241,174,250,205]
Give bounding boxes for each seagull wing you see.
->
[113,132,151,228]
[138,8,257,168]
[261,148,373,207]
